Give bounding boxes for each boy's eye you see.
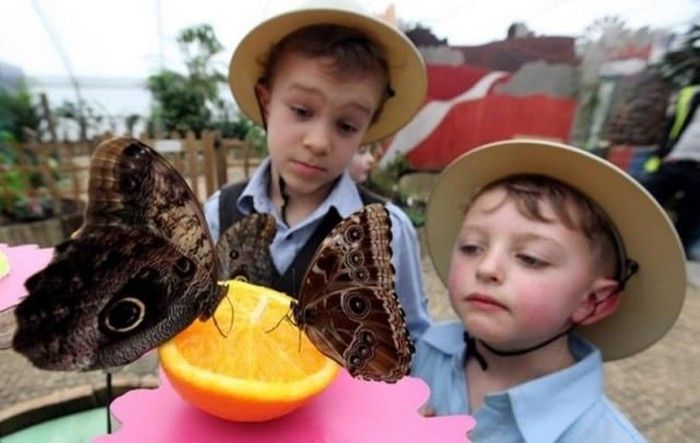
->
[337,121,359,136]
[291,105,311,119]
[458,244,481,256]
[516,254,549,268]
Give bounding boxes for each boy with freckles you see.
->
[204,1,431,339]
[413,140,686,442]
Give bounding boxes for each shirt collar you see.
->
[421,321,468,356]
[422,324,603,442]
[236,157,364,221]
[237,157,273,215]
[498,335,603,442]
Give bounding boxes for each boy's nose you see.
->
[475,251,504,284]
[303,123,332,155]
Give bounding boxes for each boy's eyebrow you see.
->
[287,83,375,117]
[459,224,565,248]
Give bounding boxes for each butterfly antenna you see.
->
[265,302,298,334]
[297,324,302,353]
[212,285,235,338]
[265,309,288,334]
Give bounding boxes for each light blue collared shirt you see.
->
[411,322,645,443]
[203,158,431,340]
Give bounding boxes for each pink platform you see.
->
[95,369,475,442]
[0,243,54,309]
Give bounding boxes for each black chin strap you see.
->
[464,328,574,371]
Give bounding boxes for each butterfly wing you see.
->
[216,213,277,285]
[12,137,224,370]
[293,203,414,382]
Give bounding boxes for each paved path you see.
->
[1,259,698,441]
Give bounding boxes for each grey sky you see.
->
[1,0,698,79]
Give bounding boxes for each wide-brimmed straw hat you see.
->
[228,0,427,144]
[426,139,686,361]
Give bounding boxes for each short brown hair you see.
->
[473,174,620,276]
[258,24,393,122]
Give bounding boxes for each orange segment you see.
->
[158,280,340,422]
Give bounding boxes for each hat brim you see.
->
[228,6,426,144]
[426,139,686,361]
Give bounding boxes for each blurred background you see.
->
[1,1,699,224]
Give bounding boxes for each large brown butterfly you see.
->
[290,203,414,383]
[1,137,273,370]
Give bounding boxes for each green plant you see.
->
[0,87,58,223]
[0,137,55,223]
[365,153,427,227]
[0,86,42,142]
[147,24,227,136]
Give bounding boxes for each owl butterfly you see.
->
[0,137,274,371]
[290,203,414,383]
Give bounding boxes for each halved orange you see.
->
[158,280,340,422]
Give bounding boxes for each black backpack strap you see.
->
[218,181,250,234]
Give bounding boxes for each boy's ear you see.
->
[570,277,622,326]
[254,83,271,119]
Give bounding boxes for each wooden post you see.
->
[201,131,217,200]
[212,131,228,189]
[184,131,199,200]
[40,93,58,143]
[242,139,251,180]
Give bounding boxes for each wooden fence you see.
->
[0,131,263,246]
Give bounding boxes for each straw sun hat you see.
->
[425,139,686,361]
[228,0,427,144]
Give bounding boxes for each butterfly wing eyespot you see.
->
[344,224,364,243]
[296,203,414,382]
[346,250,364,267]
[351,267,370,282]
[103,297,146,333]
[174,256,195,278]
[344,293,371,320]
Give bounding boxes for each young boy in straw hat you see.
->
[412,139,686,441]
[203,1,431,338]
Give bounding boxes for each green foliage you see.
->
[146,23,267,156]
[148,70,213,135]
[0,138,55,223]
[365,153,426,227]
[0,86,41,142]
[368,153,411,196]
[125,113,140,134]
[147,24,227,136]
